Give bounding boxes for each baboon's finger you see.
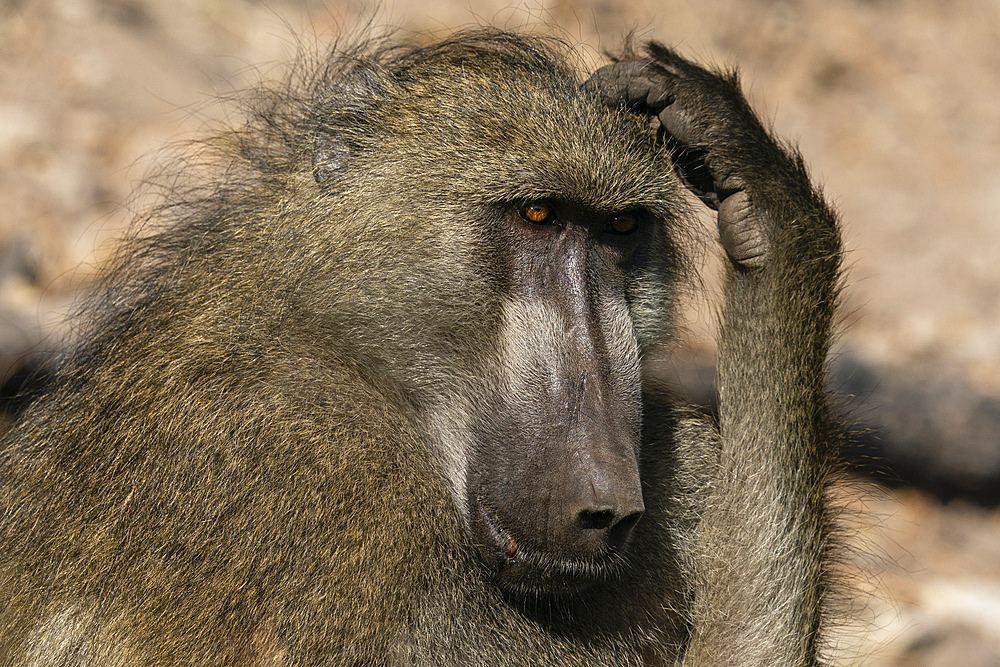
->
[585,60,674,110]
[717,190,770,269]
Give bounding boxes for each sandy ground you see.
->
[2,0,999,663]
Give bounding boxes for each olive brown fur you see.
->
[0,30,843,665]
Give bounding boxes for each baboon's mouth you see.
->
[473,502,623,597]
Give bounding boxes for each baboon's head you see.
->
[309,32,687,595]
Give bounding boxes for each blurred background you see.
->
[1,0,998,663]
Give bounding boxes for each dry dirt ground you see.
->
[2,0,999,664]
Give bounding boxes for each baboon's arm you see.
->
[591,47,841,666]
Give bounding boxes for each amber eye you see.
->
[607,213,639,235]
[519,202,555,225]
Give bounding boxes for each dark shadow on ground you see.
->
[654,354,1000,506]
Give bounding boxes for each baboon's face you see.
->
[461,197,660,596]
[312,51,682,595]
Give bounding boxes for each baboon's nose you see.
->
[571,502,644,555]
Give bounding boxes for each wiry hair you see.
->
[0,30,694,663]
[0,28,843,666]
[65,29,690,396]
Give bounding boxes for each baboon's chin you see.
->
[471,502,623,598]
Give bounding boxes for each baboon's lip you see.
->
[473,501,619,597]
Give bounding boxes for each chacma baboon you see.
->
[0,30,843,665]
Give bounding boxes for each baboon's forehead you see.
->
[385,79,676,210]
[319,32,683,211]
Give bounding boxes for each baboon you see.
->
[0,30,843,666]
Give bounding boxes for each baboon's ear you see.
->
[312,64,388,185]
[312,135,349,184]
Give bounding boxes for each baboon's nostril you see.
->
[607,510,643,550]
[577,508,617,530]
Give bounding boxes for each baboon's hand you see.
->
[588,45,791,269]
